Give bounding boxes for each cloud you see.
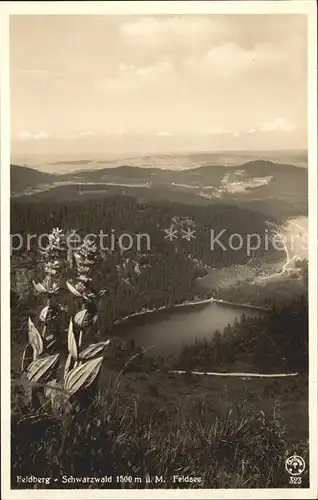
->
[119,16,224,46]
[97,59,176,92]
[118,63,135,72]
[206,127,235,135]
[17,130,94,141]
[206,119,297,137]
[64,131,94,139]
[134,59,174,81]
[192,42,286,78]
[119,16,306,81]
[78,131,93,137]
[259,118,296,133]
[157,131,173,136]
[18,130,49,140]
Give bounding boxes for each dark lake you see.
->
[111,302,263,356]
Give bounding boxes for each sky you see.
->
[10,14,308,158]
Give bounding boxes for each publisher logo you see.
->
[285,454,305,476]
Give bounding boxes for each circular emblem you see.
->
[285,454,305,476]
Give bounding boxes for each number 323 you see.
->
[289,477,302,485]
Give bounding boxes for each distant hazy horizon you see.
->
[11,148,308,162]
[11,149,308,174]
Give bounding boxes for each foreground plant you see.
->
[20,229,110,412]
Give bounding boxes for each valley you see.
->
[10,152,309,490]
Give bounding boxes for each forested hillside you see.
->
[11,196,279,323]
[177,296,308,374]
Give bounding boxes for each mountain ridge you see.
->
[11,160,307,219]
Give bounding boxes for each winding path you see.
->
[254,218,308,283]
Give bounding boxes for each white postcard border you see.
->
[1,2,317,499]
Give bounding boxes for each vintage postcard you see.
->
[1,1,317,499]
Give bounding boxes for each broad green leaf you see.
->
[78,329,83,348]
[74,309,88,328]
[39,305,49,322]
[79,341,110,360]
[28,317,43,357]
[65,356,103,395]
[21,343,33,372]
[67,319,78,360]
[26,354,60,383]
[64,352,73,381]
[66,281,83,298]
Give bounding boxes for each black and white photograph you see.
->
[1,1,317,498]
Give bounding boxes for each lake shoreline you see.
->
[113,294,269,327]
